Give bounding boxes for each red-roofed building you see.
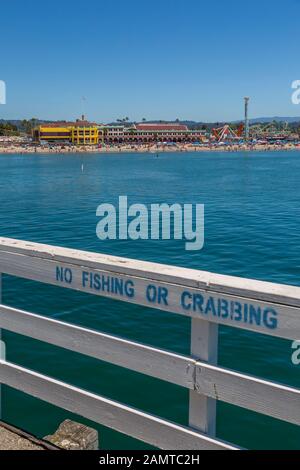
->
[102,123,205,143]
[39,118,99,128]
[135,123,188,132]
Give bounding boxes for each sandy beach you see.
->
[0,142,299,154]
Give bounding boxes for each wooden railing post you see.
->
[189,318,218,436]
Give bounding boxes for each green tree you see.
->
[0,121,19,136]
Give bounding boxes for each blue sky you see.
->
[1,0,300,122]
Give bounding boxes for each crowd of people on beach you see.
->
[0,137,299,154]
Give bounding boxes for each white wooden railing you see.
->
[0,237,299,450]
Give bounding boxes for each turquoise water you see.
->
[0,151,300,449]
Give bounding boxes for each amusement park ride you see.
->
[211,96,248,142]
[211,97,293,142]
[211,121,290,142]
[248,121,290,139]
[211,123,244,142]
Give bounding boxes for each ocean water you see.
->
[0,150,300,449]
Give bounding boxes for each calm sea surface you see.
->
[0,150,300,449]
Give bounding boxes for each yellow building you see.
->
[71,126,99,145]
[36,124,72,142]
[34,118,101,146]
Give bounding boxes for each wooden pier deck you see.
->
[0,421,55,450]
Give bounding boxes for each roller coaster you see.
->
[211,121,292,142]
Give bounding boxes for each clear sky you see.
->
[1,0,300,123]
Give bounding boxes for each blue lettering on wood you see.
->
[56,266,73,284]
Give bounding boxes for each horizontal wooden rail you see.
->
[0,360,239,450]
[0,304,194,389]
[195,362,300,426]
[1,237,300,306]
[0,237,299,339]
[0,304,299,425]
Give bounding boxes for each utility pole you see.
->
[244,97,250,140]
[81,96,86,121]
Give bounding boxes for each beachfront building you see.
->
[102,126,126,142]
[34,123,72,143]
[33,118,102,145]
[135,123,194,143]
[71,126,99,145]
[33,120,206,145]
[101,123,206,143]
